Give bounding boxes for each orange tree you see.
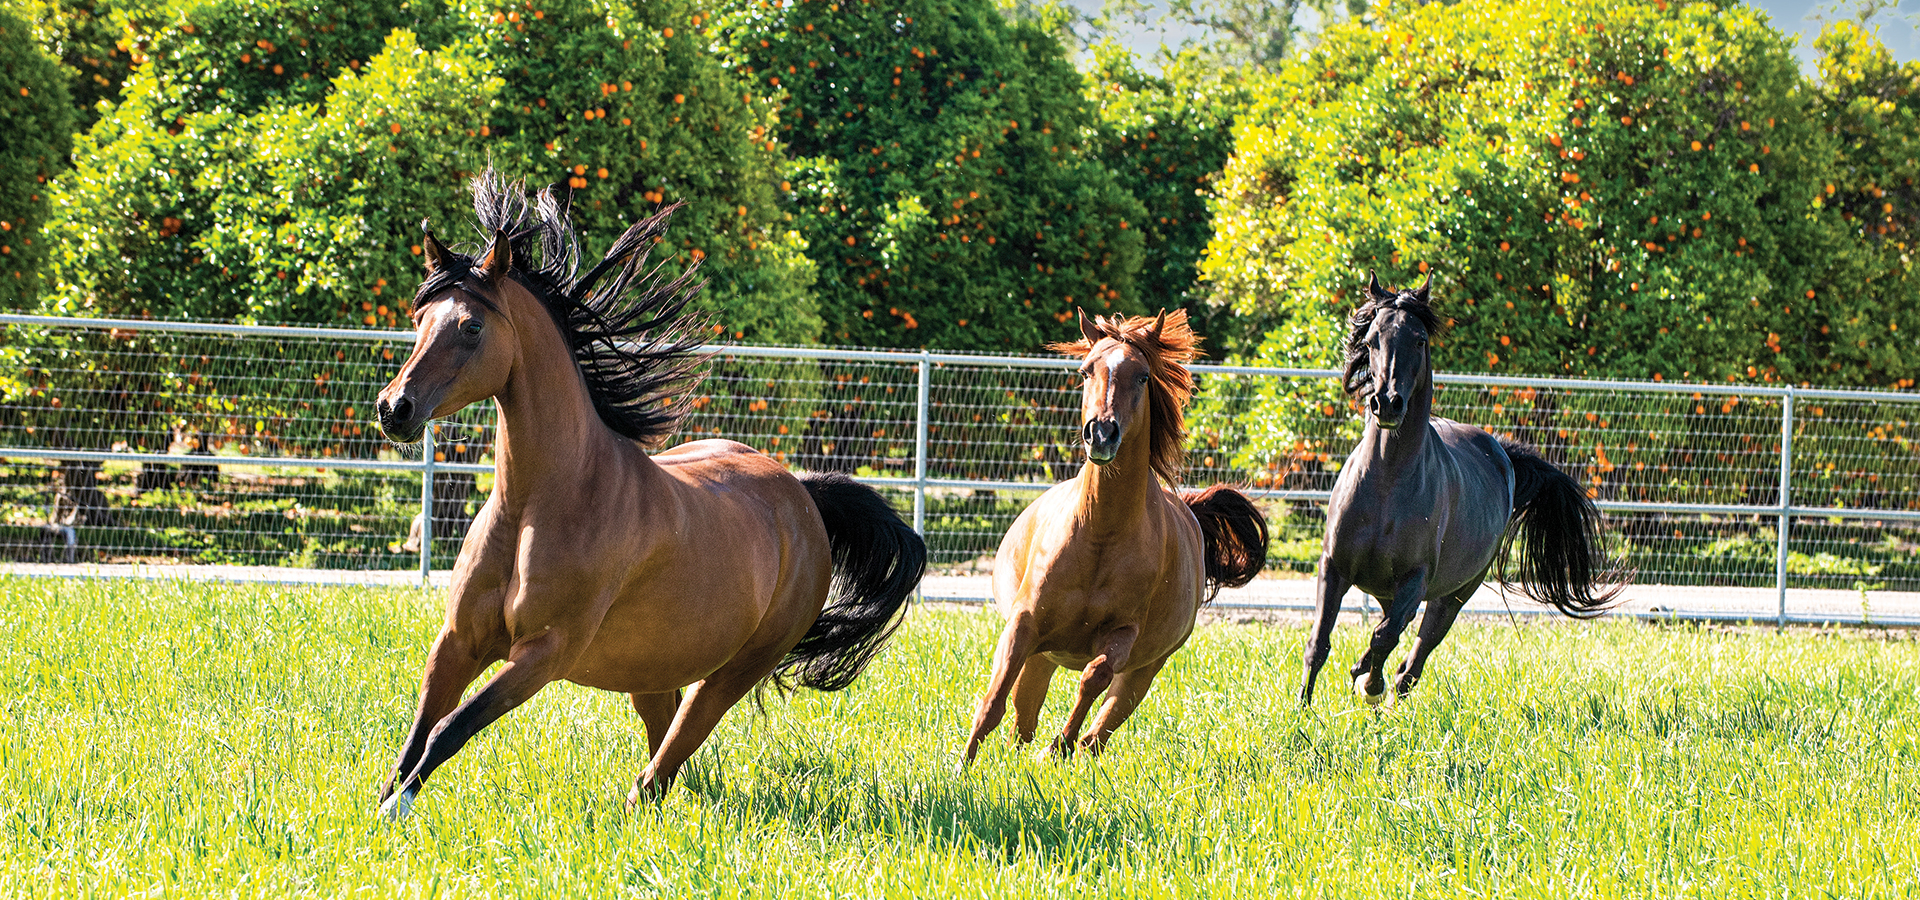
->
[40,0,814,341]
[26,0,816,461]
[4,0,134,134]
[1197,0,1920,467]
[1082,44,1252,339]
[1809,19,1920,390]
[721,0,1147,353]
[0,5,73,307]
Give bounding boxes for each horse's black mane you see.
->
[1342,272,1441,397]
[414,168,710,446]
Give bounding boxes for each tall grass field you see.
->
[1,577,1916,897]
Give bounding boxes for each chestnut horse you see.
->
[1300,273,1623,706]
[961,309,1268,764]
[373,172,924,818]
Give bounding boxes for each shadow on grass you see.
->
[681,749,1158,863]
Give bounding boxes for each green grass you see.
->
[1,577,1917,897]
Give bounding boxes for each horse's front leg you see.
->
[380,627,576,821]
[380,627,492,804]
[1300,553,1351,706]
[1349,568,1427,705]
[959,612,1039,769]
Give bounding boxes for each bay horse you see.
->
[961,309,1268,764]
[372,171,924,818]
[1300,273,1624,706]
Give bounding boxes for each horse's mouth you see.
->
[1372,414,1402,430]
[1086,446,1118,465]
[379,423,426,445]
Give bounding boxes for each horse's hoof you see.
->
[378,787,416,823]
[1354,674,1385,706]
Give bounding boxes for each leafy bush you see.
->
[722,0,1147,353]
[1082,43,1251,335]
[4,0,133,133]
[1199,0,1918,473]
[0,5,74,306]
[40,0,817,342]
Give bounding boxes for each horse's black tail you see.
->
[1497,439,1627,618]
[1182,485,1270,602]
[777,472,927,692]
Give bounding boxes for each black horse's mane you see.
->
[414,168,710,447]
[1342,272,1441,397]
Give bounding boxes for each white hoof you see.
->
[1354,674,1385,706]
[378,788,415,822]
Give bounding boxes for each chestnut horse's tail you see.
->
[1497,439,1628,618]
[778,472,928,692]
[1182,485,1269,602]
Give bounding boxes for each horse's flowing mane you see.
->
[413,168,710,447]
[1342,273,1442,397]
[1050,309,1203,485]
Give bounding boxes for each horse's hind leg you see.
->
[630,690,683,757]
[380,629,491,805]
[1076,653,1167,757]
[1391,585,1473,698]
[1009,655,1059,744]
[1049,625,1139,759]
[1300,556,1350,706]
[960,614,1038,768]
[1349,569,1427,705]
[630,649,786,803]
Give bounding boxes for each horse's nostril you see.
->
[380,395,414,428]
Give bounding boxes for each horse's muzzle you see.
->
[1083,419,1121,464]
[375,393,425,444]
[1369,392,1406,430]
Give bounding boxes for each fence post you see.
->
[1775,387,1794,628]
[914,351,930,537]
[420,426,435,587]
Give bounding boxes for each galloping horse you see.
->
[1300,273,1623,706]
[961,310,1268,764]
[373,171,924,818]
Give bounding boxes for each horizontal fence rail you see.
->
[1,314,1916,625]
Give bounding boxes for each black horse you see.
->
[1300,272,1624,705]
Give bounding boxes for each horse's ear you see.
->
[421,220,451,274]
[1365,269,1392,302]
[1144,308,1168,340]
[1414,270,1433,303]
[478,228,512,282]
[1078,307,1102,345]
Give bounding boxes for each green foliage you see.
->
[39,0,817,342]
[0,5,74,307]
[4,0,133,133]
[1199,0,1920,468]
[1809,20,1920,389]
[723,0,1147,352]
[1083,43,1250,332]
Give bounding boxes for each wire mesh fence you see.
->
[2,314,1916,620]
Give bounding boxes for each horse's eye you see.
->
[1136,372,1150,384]
[463,319,483,335]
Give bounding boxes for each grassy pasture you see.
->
[0,577,1916,897]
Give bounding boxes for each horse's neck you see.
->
[489,294,641,508]
[1073,422,1159,527]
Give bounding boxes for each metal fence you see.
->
[2,313,1916,622]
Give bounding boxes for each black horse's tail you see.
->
[1182,485,1270,602]
[777,472,927,692]
[1497,439,1627,618]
